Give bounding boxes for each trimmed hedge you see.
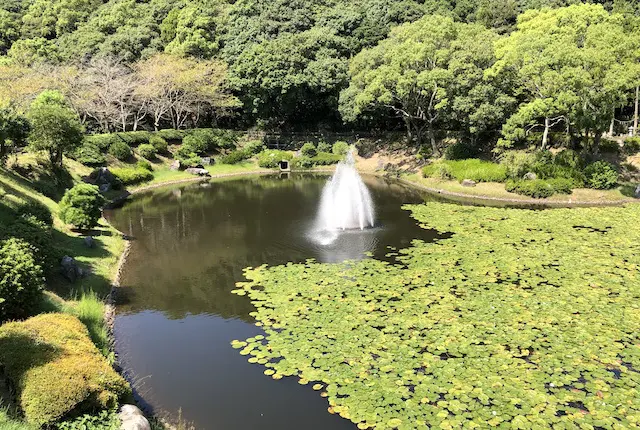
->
[115,131,150,147]
[0,313,130,426]
[332,141,349,156]
[149,135,168,153]
[155,129,185,142]
[59,184,105,230]
[505,178,574,198]
[72,143,106,166]
[107,141,131,161]
[584,161,618,190]
[623,137,640,155]
[111,167,153,185]
[300,142,317,157]
[257,150,294,168]
[0,238,44,322]
[137,143,157,160]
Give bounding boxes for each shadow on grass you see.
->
[620,183,639,198]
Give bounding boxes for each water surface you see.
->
[106,174,442,429]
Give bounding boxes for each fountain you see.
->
[314,151,375,240]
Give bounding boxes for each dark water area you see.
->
[105,174,443,430]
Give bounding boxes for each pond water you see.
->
[105,173,445,430]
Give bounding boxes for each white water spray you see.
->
[313,151,375,243]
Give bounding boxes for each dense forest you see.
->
[1,0,640,153]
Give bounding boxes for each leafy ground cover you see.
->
[233,202,640,429]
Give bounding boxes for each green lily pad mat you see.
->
[232,203,640,429]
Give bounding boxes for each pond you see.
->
[105,173,446,430]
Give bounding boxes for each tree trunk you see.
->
[542,117,550,150]
[427,124,438,156]
[635,86,639,136]
[609,116,615,137]
[404,118,413,144]
[593,132,602,155]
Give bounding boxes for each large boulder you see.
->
[89,167,116,187]
[523,172,538,181]
[60,256,84,282]
[635,184,640,198]
[170,160,181,171]
[83,236,95,248]
[185,167,211,177]
[461,179,477,187]
[200,157,213,166]
[118,405,150,430]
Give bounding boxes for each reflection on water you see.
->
[106,174,441,430]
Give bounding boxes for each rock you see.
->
[185,167,210,177]
[200,157,213,166]
[83,236,95,248]
[635,184,640,198]
[118,405,150,430]
[170,160,181,171]
[523,172,538,180]
[461,179,477,187]
[60,256,81,283]
[99,183,112,193]
[90,167,117,186]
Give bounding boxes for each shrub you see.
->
[623,137,640,155]
[505,179,556,198]
[174,146,202,168]
[257,150,294,168]
[107,141,131,161]
[300,142,317,157]
[499,151,536,179]
[57,410,120,430]
[0,313,130,426]
[547,177,574,194]
[0,215,57,272]
[584,161,618,190]
[317,141,331,153]
[115,131,150,147]
[292,156,315,169]
[244,140,264,155]
[137,144,157,160]
[599,138,620,153]
[220,149,249,165]
[182,132,212,155]
[332,141,349,156]
[312,152,342,166]
[149,135,168,153]
[156,128,186,142]
[72,143,106,166]
[15,201,52,226]
[208,128,239,149]
[84,134,117,151]
[0,238,44,322]
[444,141,478,160]
[136,160,153,171]
[111,167,153,185]
[59,184,105,229]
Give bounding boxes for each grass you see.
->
[63,291,111,360]
[407,174,632,203]
[422,159,508,183]
[0,405,34,430]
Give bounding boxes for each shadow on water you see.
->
[105,173,442,430]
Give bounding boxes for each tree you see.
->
[340,15,503,154]
[492,5,636,152]
[59,184,105,229]
[163,0,225,58]
[0,238,44,322]
[0,106,30,162]
[27,90,84,167]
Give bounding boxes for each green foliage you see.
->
[59,184,104,229]
[244,140,264,155]
[71,143,105,166]
[155,129,185,142]
[300,142,317,157]
[0,313,130,426]
[115,131,150,147]
[137,143,157,160]
[317,141,331,153]
[599,138,620,153]
[291,152,342,169]
[623,137,640,155]
[257,150,293,168]
[220,150,249,165]
[107,141,132,161]
[149,135,168,153]
[182,131,213,155]
[423,159,508,183]
[232,201,640,428]
[584,161,618,190]
[64,291,110,359]
[444,141,478,160]
[15,201,52,226]
[136,160,153,171]
[0,107,30,162]
[0,215,57,272]
[84,134,118,151]
[499,150,537,179]
[0,238,44,322]
[27,90,83,166]
[57,410,120,430]
[505,178,572,198]
[174,146,202,168]
[110,167,153,185]
[332,141,349,156]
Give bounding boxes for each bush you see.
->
[136,160,153,171]
[174,146,202,168]
[220,149,250,165]
[623,137,640,155]
[599,138,620,153]
[0,215,57,272]
[182,133,212,155]
[317,141,331,153]
[107,141,131,161]
[332,141,349,156]
[505,179,556,198]
[15,201,52,226]
[59,184,105,229]
[0,238,44,322]
[156,129,186,142]
[57,410,120,430]
[149,135,168,153]
[0,313,130,426]
[115,131,150,147]
[584,161,618,190]
[72,143,106,166]
[111,167,153,185]
[312,152,342,166]
[444,141,478,160]
[422,163,453,180]
[244,140,264,155]
[423,159,507,183]
[257,150,294,168]
[137,144,157,160]
[499,151,536,179]
[292,156,315,169]
[300,142,317,157]
[84,134,118,151]
[547,177,574,194]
